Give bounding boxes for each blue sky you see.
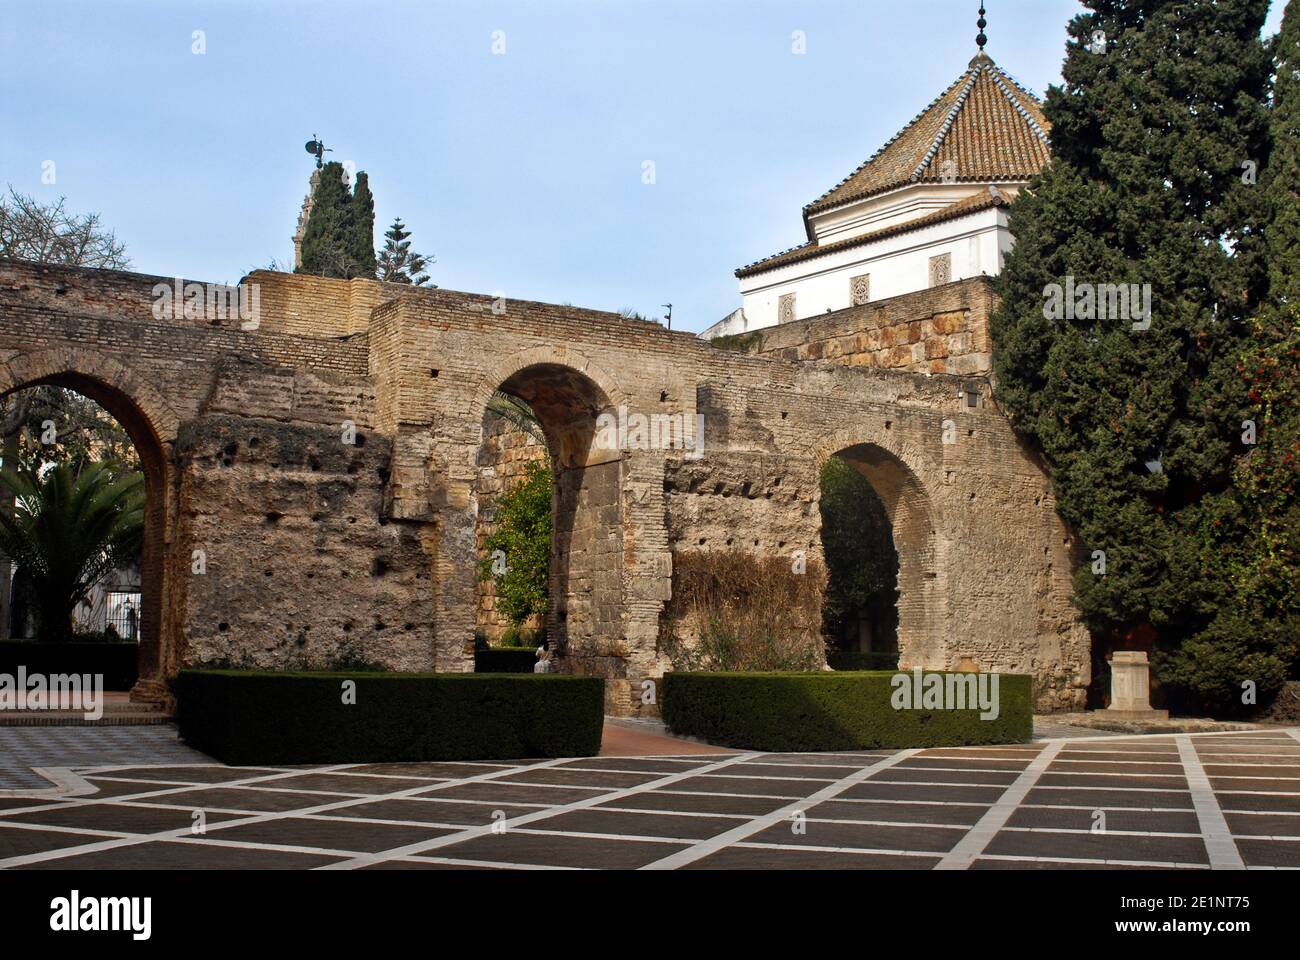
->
[1,1,1287,333]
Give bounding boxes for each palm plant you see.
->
[0,460,144,641]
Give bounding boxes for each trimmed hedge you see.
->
[176,670,604,764]
[827,651,900,672]
[474,648,538,674]
[0,640,138,690]
[662,671,1032,751]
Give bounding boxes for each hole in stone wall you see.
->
[218,622,229,632]
[371,557,391,577]
[265,511,282,524]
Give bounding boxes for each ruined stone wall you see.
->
[0,259,1092,715]
[750,278,993,376]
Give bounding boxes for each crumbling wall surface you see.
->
[173,412,436,673]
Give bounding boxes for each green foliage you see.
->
[175,670,605,763]
[708,331,765,353]
[818,456,898,640]
[0,460,143,641]
[989,0,1278,708]
[662,672,1033,751]
[1267,2,1300,305]
[376,217,433,285]
[297,162,375,279]
[1,386,139,473]
[480,461,552,626]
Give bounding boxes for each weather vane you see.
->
[976,4,988,51]
[304,135,332,169]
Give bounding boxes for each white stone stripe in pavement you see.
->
[934,740,1063,870]
[1175,734,1244,870]
[638,748,924,870]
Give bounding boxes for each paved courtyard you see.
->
[0,727,1297,870]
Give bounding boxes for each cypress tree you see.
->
[1267,1,1300,304]
[297,161,354,278]
[989,0,1274,703]
[349,171,376,278]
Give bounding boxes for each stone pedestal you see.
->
[1106,650,1168,719]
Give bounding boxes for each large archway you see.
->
[820,442,942,669]
[0,351,177,702]
[473,361,625,678]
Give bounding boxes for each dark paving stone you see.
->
[1036,773,1186,790]
[1006,806,1199,834]
[344,762,511,778]
[919,749,1040,761]
[0,797,62,813]
[81,778,190,799]
[666,775,821,798]
[841,782,1006,804]
[201,815,453,853]
[602,791,789,816]
[131,786,350,813]
[357,858,502,870]
[759,753,893,766]
[1216,792,1300,813]
[1209,777,1300,793]
[526,808,738,841]
[1025,787,1193,810]
[1050,760,1183,775]
[1234,838,1300,868]
[1225,812,1300,837]
[420,781,610,805]
[90,766,279,784]
[1204,764,1300,778]
[901,757,1029,771]
[0,824,108,858]
[985,829,1208,865]
[971,858,1200,871]
[327,797,542,827]
[727,763,846,780]
[683,846,938,870]
[749,819,964,853]
[1059,751,1178,764]
[5,803,243,835]
[26,838,343,870]
[429,831,686,869]
[498,768,661,789]
[269,773,425,795]
[554,758,708,774]
[806,799,988,826]
[874,768,1020,786]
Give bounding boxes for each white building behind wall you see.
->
[705,50,1051,339]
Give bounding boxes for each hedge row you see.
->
[176,670,604,764]
[662,671,1032,751]
[0,640,138,690]
[827,651,900,672]
[474,648,538,673]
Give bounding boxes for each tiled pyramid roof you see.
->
[802,52,1050,224]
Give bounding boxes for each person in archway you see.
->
[533,646,552,674]
[125,602,137,642]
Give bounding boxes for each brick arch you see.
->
[813,430,947,671]
[468,344,630,426]
[0,346,179,702]
[0,347,181,446]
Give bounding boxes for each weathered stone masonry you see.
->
[0,258,1091,714]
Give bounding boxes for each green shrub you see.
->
[175,670,604,764]
[474,648,538,674]
[826,651,900,672]
[662,671,1032,751]
[480,461,552,627]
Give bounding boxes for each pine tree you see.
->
[989,0,1274,704]
[376,217,434,286]
[297,161,374,279]
[349,171,376,278]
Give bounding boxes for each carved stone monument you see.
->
[1107,650,1168,720]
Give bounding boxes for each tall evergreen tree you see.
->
[1267,1,1300,305]
[376,217,433,286]
[348,171,376,278]
[990,0,1274,706]
[297,161,374,279]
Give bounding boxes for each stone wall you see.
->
[0,257,1092,714]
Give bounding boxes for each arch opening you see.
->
[472,363,623,674]
[0,370,168,696]
[820,442,939,667]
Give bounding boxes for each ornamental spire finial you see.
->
[976,4,988,51]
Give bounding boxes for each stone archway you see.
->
[817,438,945,671]
[0,348,180,703]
